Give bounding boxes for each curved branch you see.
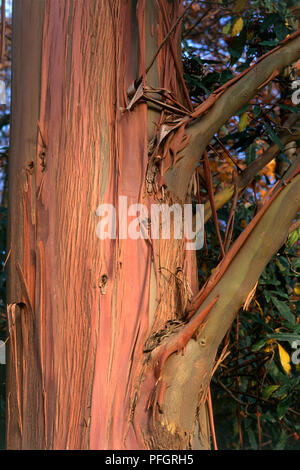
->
[165,30,300,199]
[153,168,300,442]
[198,168,300,350]
[152,295,219,380]
[188,159,300,317]
[193,158,299,330]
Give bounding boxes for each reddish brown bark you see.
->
[7,0,201,450]
[7,0,300,451]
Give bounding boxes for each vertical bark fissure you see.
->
[7,0,259,450]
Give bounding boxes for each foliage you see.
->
[183,0,300,448]
[201,202,300,449]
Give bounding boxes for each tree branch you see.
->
[165,30,300,199]
[196,163,300,348]
[204,129,300,222]
[156,167,300,439]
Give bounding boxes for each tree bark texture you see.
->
[8,0,203,450]
[7,0,300,450]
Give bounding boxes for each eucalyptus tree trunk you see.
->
[7,0,300,450]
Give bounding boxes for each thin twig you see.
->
[144,94,189,115]
[2,245,11,271]
[256,404,262,450]
[203,149,225,257]
[156,0,194,110]
[215,136,243,173]
[224,182,238,253]
[215,377,247,406]
[183,8,210,38]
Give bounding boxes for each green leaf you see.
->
[291,258,300,273]
[262,410,276,424]
[275,431,289,450]
[268,360,285,382]
[260,13,280,32]
[262,385,280,399]
[268,290,288,299]
[253,105,261,117]
[252,338,268,352]
[275,256,290,274]
[259,39,278,46]
[229,29,247,62]
[276,397,291,419]
[264,289,271,303]
[273,378,300,398]
[247,428,258,449]
[253,332,300,351]
[287,229,299,247]
[268,333,300,343]
[222,22,232,35]
[271,296,295,324]
[219,69,234,85]
[220,125,228,136]
[274,22,289,41]
[264,122,284,150]
[246,143,257,164]
[279,104,300,113]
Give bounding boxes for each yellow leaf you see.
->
[264,339,275,353]
[294,283,300,296]
[222,152,235,166]
[255,299,264,317]
[238,112,248,132]
[232,17,244,37]
[278,343,291,375]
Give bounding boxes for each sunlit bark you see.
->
[7,0,300,450]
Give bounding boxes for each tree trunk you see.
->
[7,0,204,450]
[7,0,300,450]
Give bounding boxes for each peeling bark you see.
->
[8,0,198,450]
[7,0,300,451]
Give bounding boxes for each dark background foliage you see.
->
[183,0,300,449]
